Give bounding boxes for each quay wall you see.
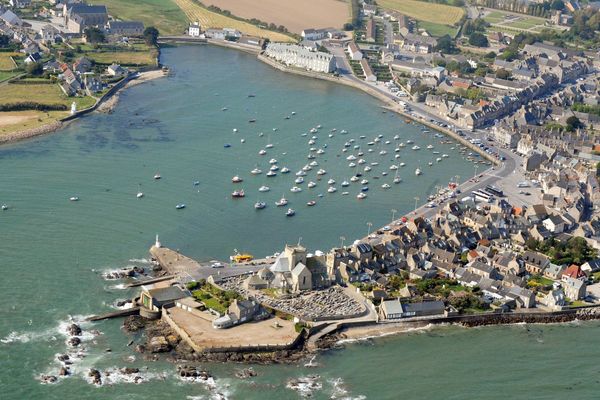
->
[256,53,498,166]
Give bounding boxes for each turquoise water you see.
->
[0,45,596,399]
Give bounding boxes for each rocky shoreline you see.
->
[0,120,63,145]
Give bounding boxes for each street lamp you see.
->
[414,196,420,213]
[391,208,397,223]
[366,222,373,236]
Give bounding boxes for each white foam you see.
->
[337,323,437,345]
[328,377,366,400]
[286,375,322,398]
[129,258,150,264]
[84,367,169,386]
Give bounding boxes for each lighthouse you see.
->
[154,234,161,248]
[70,102,77,115]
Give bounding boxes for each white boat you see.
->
[233,128,238,133]
[382,184,391,189]
[341,181,350,187]
[342,192,349,195]
[275,197,288,206]
[240,139,245,143]
[232,175,243,182]
[307,181,316,188]
[251,168,262,175]
[406,139,414,144]
[433,151,440,154]
[269,158,277,164]
[267,171,277,177]
[286,208,295,217]
[258,149,267,155]
[176,203,186,209]
[341,129,348,134]
[385,140,391,145]
[357,151,364,156]
[270,165,279,171]
[308,139,316,145]
[296,170,307,176]
[259,186,270,192]
[400,162,406,167]
[349,162,357,167]
[69,196,79,202]
[379,150,387,155]
[428,162,433,166]
[302,165,312,172]
[291,111,296,115]
[394,135,400,140]
[265,143,274,149]
[310,128,318,133]
[359,135,366,139]
[316,124,322,129]
[281,167,290,174]
[374,138,381,143]
[350,176,359,182]
[364,166,372,172]
[290,186,302,193]
[316,149,325,154]
[137,192,144,198]
[395,154,401,159]
[370,162,379,166]
[382,171,388,176]
[327,186,337,193]
[427,145,434,149]
[437,157,442,162]
[310,147,317,152]
[367,141,375,146]
[342,148,348,153]
[327,178,336,185]
[412,145,420,150]
[1,204,7,210]
[259,132,264,137]
[393,176,402,184]
[153,172,161,180]
[389,165,398,170]
[368,149,373,153]
[316,169,327,175]
[295,177,304,184]
[254,201,266,209]
[442,154,449,158]
[399,142,405,148]
[357,192,367,199]
[415,168,422,176]
[346,155,357,161]
[309,161,319,167]
[361,179,369,185]
[354,145,360,150]
[358,159,366,165]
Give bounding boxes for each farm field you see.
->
[419,21,457,37]
[378,0,465,26]
[173,0,294,42]
[202,0,349,34]
[0,111,66,137]
[101,0,188,35]
[0,52,19,70]
[482,8,563,34]
[0,71,18,82]
[85,50,157,66]
[0,84,96,109]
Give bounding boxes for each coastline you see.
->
[0,69,166,146]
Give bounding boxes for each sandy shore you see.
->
[96,69,166,114]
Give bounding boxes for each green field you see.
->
[0,52,18,70]
[0,71,18,82]
[86,50,157,66]
[378,0,465,25]
[100,0,189,35]
[419,21,457,37]
[0,84,96,109]
[483,9,559,34]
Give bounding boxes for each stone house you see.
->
[563,276,586,300]
[521,251,550,275]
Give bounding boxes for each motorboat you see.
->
[233,128,238,133]
[224,144,231,148]
[232,176,243,183]
[385,140,391,145]
[412,145,420,150]
[290,186,302,193]
[382,184,391,189]
[316,169,327,175]
[354,145,360,150]
[69,196,79,202]
[341,181,350,187]
[308,139,316,145]
[367,141,375,146]
[327,178,336,185]
[295,177,305,184]
[269,158,277,164]
[137,192,144,198]
[258,149,267,155]
[302,165,312,172]
[307,154,316,159]
[350,176,359,182]
[406,139,414,144]
[281,167,290,174]
[232,190,245,198]
[309,161,318,167]
[153,172,161,180]
[1,204,7,210]
[341,129,348,134]
[176,203,186,209]
[382,171,388,176]
[266,171,277,177]
[357,192,367,199]
[427,145,434,149]
[327,187,337,193]
[442,154,449,158]
[307,181,316,188]
[254,201,266,209]
[415,168,422,176]
[433,151,440,154]
[390,165,398,170]
[251,168,262,175]
[393,176,402,184]
[275,197,288,206]
[307,200,317,206]
[316,149,325,155]
[400,162,406,167]
[428,162,433,166]
[399,142,406,148]
[258,186,270,192]
[347,155,357,161]
[361,186,369,192]
[364,166,372,172]
[394,135,400,140]
[361,179,369,185]
[296,170,307,176]
[379,150,387,155]
[270,165,279,171]
[358,159,366,165]
[286,208,295,217]
[357,151,364,156]
[342,192,349,195]
[266,143,274,149]
[370,162,379,166]
[437,157,442,162]
[349,162,356,167]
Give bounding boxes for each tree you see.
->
[550,0,565,10]
[469,32,488,47]
[343,23,354,31]
[596,162,600,177]
[501,49,518,61]
[435,35,458,54]
[496,68,511,80]
[143,26,159,46]
[84,27,105,43]
[566,116,583,131]
[26,62,43,76]
[0,34,9,48]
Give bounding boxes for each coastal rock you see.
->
[67,323,82,336]
[120,367,140,375]
[88,369,102,385]
[58,367,70,376]
[148,336,171,353]
[135,344,146,354]
[123,315,147,332]
[40,374,57,384]
[177,365,212,380]
[67,337,81,347]
[57,354,70,362]
[235,368,257,379]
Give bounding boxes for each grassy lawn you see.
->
[419,21,457,37]
[527,275,554,288]
[0,110,67,137]
[260,288,279,298]
[86,50,157,66]
[101,0,189,35]
[0,52,19,70]
[378,0,465,26]
[570,300,589,307]
[0,71,18,82]
[1,84,96,109]
[173,0,295,42]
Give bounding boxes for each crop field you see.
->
[101,0,189,35]
[0,84,96,109]
[0,52,18,70]
[202,0,349,34]
[378,0,465,26]
[85,50,157,66]
[483,9,562,34]
[173,0,294,41]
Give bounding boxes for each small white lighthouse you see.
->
[154,234,161,248]
[70,101,77,115]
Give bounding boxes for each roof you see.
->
[270,252,290,273]
[108,20,144,29]
[403,300,445,314]
[68,4,108,15]
[382,299,404,315]
[147,286,189,302]
[291,262,309,276]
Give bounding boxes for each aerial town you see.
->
[2,0,600,388]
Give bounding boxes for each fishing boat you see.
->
[254,201,266,209]
[357,192,367,199]
[276,197,288,206]
[327,178,336,185]
[250,168,262,175]
[415,168,422,176]
[295,177,305,184]
[341,181,350,187]
[290,186,302,193]
[307,181,316,188]
[286,208,296,217]
[307,200,317,206]
[232,176,243,183]
[281,167,290,174]
[176,203,186,209]
[232,189,245,198]
[69,196,79,202]
[258,186,270,192]
[382,184,391,189]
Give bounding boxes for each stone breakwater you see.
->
[0,120,63,145]
[457,307,600,328]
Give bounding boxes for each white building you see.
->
[265,43,336,73]
[347,41,363,61]
[188,22,201,37]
